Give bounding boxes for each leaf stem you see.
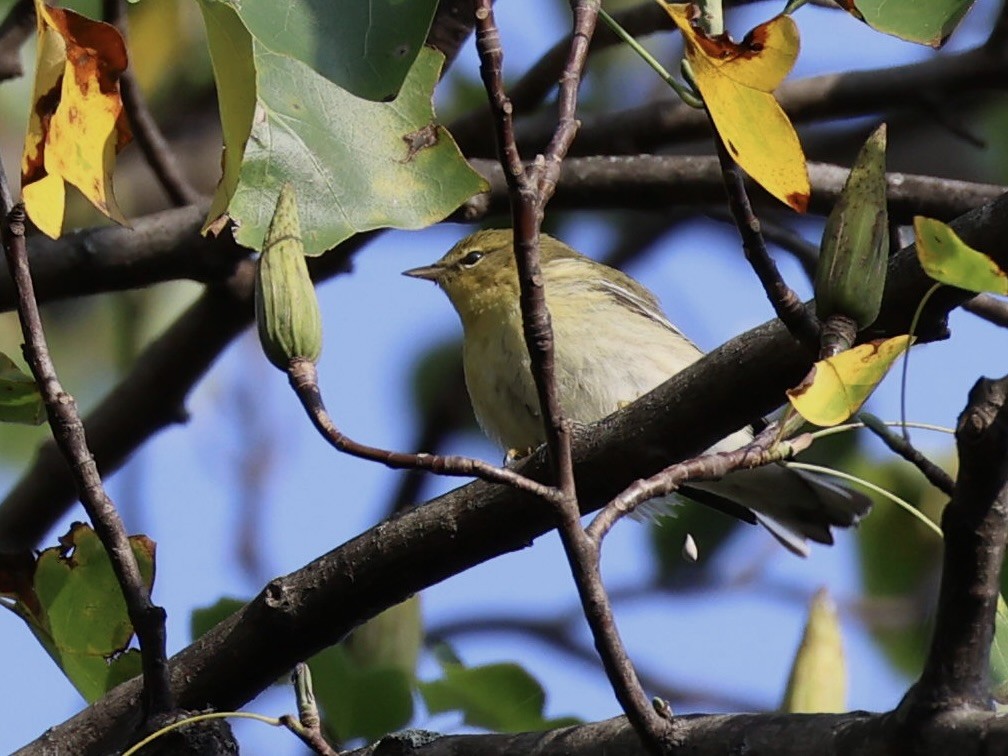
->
[598,7,703,108]
[786,461,942,538]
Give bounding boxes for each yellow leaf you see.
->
[21,0,131,239]
[782,589,846,713]
[658,2,809,211]
[914,216,1008,295]
[786,335,912,426]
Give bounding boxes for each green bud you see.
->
[814,124,889,331]
[255,184,323,370]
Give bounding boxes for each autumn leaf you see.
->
[914,216,1008,295]
[657,2,809,212]
[21,0,131,239]
[786,336,913,426]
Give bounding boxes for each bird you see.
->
[403,228,870,555]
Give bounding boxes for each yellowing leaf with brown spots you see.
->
[21,0,131,239]
[658,2,809,212]
[786,336,912,426]
[914,216,1008,295]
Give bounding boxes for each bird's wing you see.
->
[588,275,705,353]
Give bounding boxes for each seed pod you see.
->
[814,124,889,332]
[255,184,323,370]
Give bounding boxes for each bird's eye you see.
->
[460,250,485,267]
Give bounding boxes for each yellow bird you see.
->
[404,229,869,555]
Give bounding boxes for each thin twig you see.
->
[859,413,955,496]
[287,359,563,503]
[705,207,819,279]
[103,0,202,207]
[0,187,172,715]
[710,131,821,350]
[473,1,670,750]
[279,664,339,756]
[587,424,801,541]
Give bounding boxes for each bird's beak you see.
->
[402,263,443,282]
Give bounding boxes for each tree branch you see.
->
[1,197,172,716]
[340,710,1008,756]
[461,156,1006,224]
[0,203,247,312]
[103,0,203,207]
[0,0,33,83]
[500,45,1008,158]
[963,293,1008,329]
[859,413,955,496]
[710,131,820,349]
[900,375,1008,718]
[287,359,562,502]
[473,1,673,749]
[18,189,1008,755]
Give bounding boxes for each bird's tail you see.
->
[680,463,871,557]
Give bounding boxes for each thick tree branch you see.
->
[17,190,1008,755]
[340,710,1007,756]
[426,0,480,65]
[900,375,1008,717]
[0,203,246,312]
[461,156,1006,224]
[494,45,1008,158]
[0,161,995,319]
[964,293,1008,328]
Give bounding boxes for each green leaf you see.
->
[197,0,488,255]
[199,0,256,247]
[0,354,45,425]
[991,595,1008,702]
[782,589,846,713]
[345,596,423,677]
[419,661,579,733]
[28,523,156,702]
[227,0,437,102]
[310,645,414,743]
[841,0,976,47]
[190,596,247,641]
[914,216,1008,294]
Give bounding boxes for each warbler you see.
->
[404,229,869,555]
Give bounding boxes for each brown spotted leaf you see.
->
[21,0,131,239]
